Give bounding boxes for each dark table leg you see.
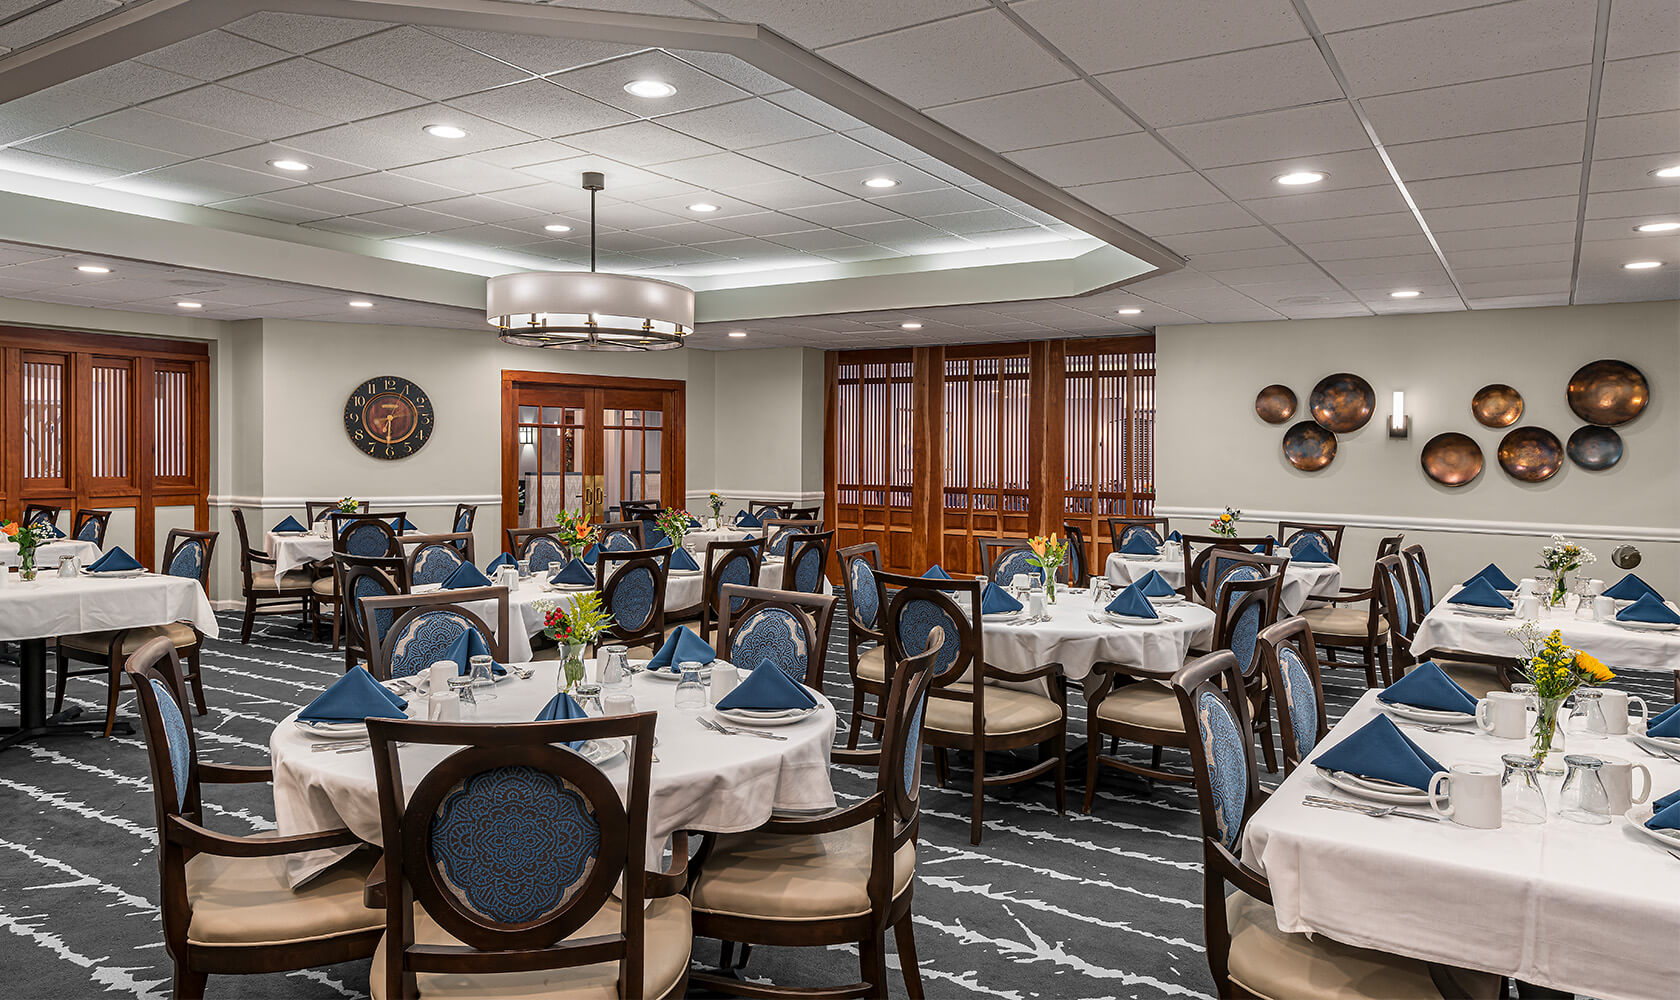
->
[0,638,130,751]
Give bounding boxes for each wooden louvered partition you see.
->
[0,328,209,568]
[827,351,917,573]
[1063,337,1157,570]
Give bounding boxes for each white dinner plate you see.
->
[1610,618,1680,632]
[294,719,370,738]
[1378,702,1477,725]
[85,568,147,578]
[544,582,595,593]
[1317,767,1432,804]
[715,705,818,727]
[668,568,701,577]
[1630,732,1680,757]
[983,611,1026,622]
[1146,594,1184,606]
[575,736,627,766]
[1448,603,1515,617]
[1105,612,1163,626]
[642,661,718,681]
[1626,805,1680,849]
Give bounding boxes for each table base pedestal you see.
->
[0,638,132,752]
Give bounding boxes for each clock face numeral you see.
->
[344,374,433,461]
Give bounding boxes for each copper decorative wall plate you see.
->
[1309,373,1375,432]
[1567,360,1649,426]
[1470,384,1524,427]
[1255,384,1297,424]
[1566,425,1623,471]
[1420,432,1484,487]
[1283,421,1337,471]
[1497,426,1563,482]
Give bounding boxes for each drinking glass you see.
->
[517,558,532,579]
[1557,755,1612,825]
[1566,689,1606,739]
[598,644,631,691]
[1573,577,1597,619]
[1510,683,1538,715]
[1499,754,1547,824]
[573,682,603,716]
[674,661,708,713]
[468,654,498,702]
[602,692,637,717]
[447,675,477,720]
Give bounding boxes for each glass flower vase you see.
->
[18,548,35,581]
[1044,571,1058,605]
[1530,695,1567,773]
[560,642,587,693]
[1546,570,1570,608]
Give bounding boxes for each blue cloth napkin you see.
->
[647,626,715,672]
[646,528,669,549]
[1604,572,1661,603]
[1291,537,1333,564]
[923,565,951,580]
[272,515,307,533]
[1120,533,1159,555]
[1653,786,1680,812]
[1166,530,1182,542]
[1105,583,1158,620]
[1648,704,1680,740]
[298,668,407,724]
[581,543,599,566]
[1378,661,1478,715]
[1649,799,1680,831]
[1310,714,1446,791]
[1251,535,1276,554]
[551,559,594,586]
[1448,578,1513,609]
[389,516,417,532]
[442,627,505,677]
[1464,563,1517,591]
[981,582,1024,614]
[671,547,700,572]
[485,553,516,573]
[534,692,588,750]
[734,510,761,528]
[716,658,817,711]
[686,516,703,528]
[442,562,493,590]
[1136,569,1176,598]
[87,546,142,573]
[1617,593,1680,626]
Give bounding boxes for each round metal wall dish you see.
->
[1567,359,1648,426]
[1470,383,1524,427]
[1255,384,1297,424]
[1309,372,1375,432]
[1283,421,1337,471]
[1497,426,1564,482]
[1566,425,1622,471]
[1420,432,1484,487]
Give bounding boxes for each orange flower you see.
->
[1575,652,1614,684]
[1,522,16,538]
[1028,536,1046,557]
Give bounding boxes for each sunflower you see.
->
[1574,652,1614,684]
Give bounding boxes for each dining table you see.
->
[980,587,1217,696]
[267,529,422,576]
[1414,585,1680,672]
[0,538,102,569]
[1243,688,1680,1000]
[0,567,217,751]
[270,657,838,886]
[1105,551,1341,616]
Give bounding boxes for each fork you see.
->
[1303,794,1439,822]
[1400,723,1477,735]
[1634,742,1680,762]
[698,716,787,741]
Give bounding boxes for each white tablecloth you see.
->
[267,531,423,576]
[1243,689,1680,999]
[982,589,1217,683]
[1105,552,1341,616]
[1414,586,1680,672]
[271,659,838,886]
[0,571,218,642]
[683,527,756,549]
[0,539,102,570]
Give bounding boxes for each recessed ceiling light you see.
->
[728,331,748,338]
[268,158,310,172]
[75,264,110,273]
[900,322,922,330]
[1624,260,1663,269]
[424,124,468,139]
[1634,221,1680,232]
[1390,289,1422,298]
[348,300,374,308]
[687,203,719,213]
[543,223,573,233]
[1116,308,1143,315]
[863,177,899,189]
[624,80,677,99]
[175,301,203,309]
[1275,171,1327,186]
[1651,164,1680,178]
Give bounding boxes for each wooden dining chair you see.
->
[760,518,812,558]
[697,537,764,643]
[1107,516,1170,553]
[1298,534,1403,688]
[124,638,381,1000]
[1374,553,1515,699]
[450,502,478,545]
[54,528,218,736]
[746,500,786,521]
[599,519,645,552]
[878,571,1066,845]
[782,527,834,595]
[837,542,889,749]
[22,502,63,531]
[617,498,662,522]
[1256,616,1330,775]
[718,584,835,690]
[405,532,474,587]
[318,515,404,649]
[361,588,510,681]
[364,709,689,1000]
[1170,651,1456,1000]
[1277,521,1346,561]
[687,629,942,1000]
[1062,522,1092,584]
[506,525,570,572]
[1402,543,1436,617]
[1200,559,1286,772]
[339,553,410,672]
[71,508,112,546]
[782,502,823,520]
[1183,535,1277,604]
[596,546,671,653]
[230,507,313,643]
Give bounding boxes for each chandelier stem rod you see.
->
[589,186,597,273]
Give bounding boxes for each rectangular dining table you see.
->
[1243,688,1680,1000]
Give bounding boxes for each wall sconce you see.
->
[519,426,536,446]
[1389,391,1410,438]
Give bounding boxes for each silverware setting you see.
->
[1634,742,1680,762]
[510,664,534,680]
[1008,614,1048,627]
[310,740,408,754]
[1400,722,1477,735]
[1303,794,1439,823]
[697,716,787,741]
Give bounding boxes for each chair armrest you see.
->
[364,854,386,909]
[1095,659,1178,682]
[757,795,884,837]
[198,762,274,785]
[983,660,1062,684]
[831,746,881,767]
[245,550,278,567]
[167,815,363,858]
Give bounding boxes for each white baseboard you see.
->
[1155,505,1678,545]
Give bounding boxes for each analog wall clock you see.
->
[343,375,434,460]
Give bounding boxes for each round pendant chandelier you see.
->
[488,172,693,351]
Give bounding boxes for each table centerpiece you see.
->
[1027,534,1068,604]
[2,519,44,580]
[708,491,725,529]
[655,507,693,550]
[542,591,615,692]
[1510,622,1613,770]
[1536,533,1594,608]
[1209,506,1242,538]
[553,507,598,555]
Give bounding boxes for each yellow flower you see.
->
[1575,652,1614,683]
[1220,514,1232,523]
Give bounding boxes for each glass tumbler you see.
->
[599,644,631,692]
[1566,689,1606,739]
[447,675,477,720]
[468,654,498,702]
[1499,754,1547,824]
[602,692,637,717]
[1558,755,1612,825]
[674,661,708,713]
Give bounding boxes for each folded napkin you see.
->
[1136,569,1177,598]
[485,553,516,573]
[1649,799,1680,831]
[1291,537,1333,564]
[647,625,715,672]
[1604,572,1661,603]
[389,516,417,532]
[298,668,407,724]
[1648,703,1680,740]
[1251,535,1277,554]
[716,658,816,711]
[1166,530,1182,542]
[35,519,65,539]
[1617,592,1680,626]
[272,515,307,534]
[1106,583,1158,620]
[646,528,669,549]
[670,547,700,572]
[551,559,594,586]
[1378,661,1478,715]
[733,510,761,528]
[1654,786,1680,813]
[1448,578,1513,609]
[442,562,493,590]
[87,546,142,573]
[581,543,599,566]
[686,516,703,528]
[443,627,505,677]
[981,582,1024,614]
[1464,563,1517,591]
[534,692,588,750]
[923,565,952,580]
[1120,533,1159,556]
[1310,714,1446,791]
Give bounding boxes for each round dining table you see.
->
[980,588,1217,695]
[1105,551,1341,616]
[270,658,839,887]
[0,538,102,569]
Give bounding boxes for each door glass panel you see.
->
[603,408,622,427]
[645,411,661,427]
[518,404,538,423]
[528,425,583,528]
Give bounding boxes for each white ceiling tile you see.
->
[418,194,540,225]
[0,148,122,183]
[134,30,291,82]
[760,90,868,132]
[728,176,850,211]
[819,10,1075,108]
[557,121,719,166]
[667,50,789,96]
[1604,0,1680,60]
[312,26,531,101]
[2,83,122,129]
[1434,221,1578,250]
[74,108,254,156]
[1118,200,1260,235]
[206,196,333,224]
[15,129,182,172]
[1306,0,1510,33]
[1160,102,1373,168]
[1201,148,1394,201]
[1197,262,1327,285]
[1316,252,1448,276]
[1005,132,1186,187]
[1274,212,1420,242]
[592,201,688,228]
[637,220,747,244]
[0,0,116,49]
[1386,123,1587,180]
[448,80,633,138]
[223,12,393,54]
[1408,164,1584,209]
[926,81,1138,151]
[656,98,830,148]
[786,199,904,228]
[551,50,751,115]
[1013,0,1306,75]
[1466,292,1571,308]
[1098,40,1341,127]
[1592,110,1680,159]
[56,60,199,105]
[1069,173,1227,214]
[655,152,796,189]
[303,216,419,239]
[356,103,541,156]
[1296,234,1436,259]
[839,125,931,163]
[1581,214,1680,240]
[484,183,592,214]
[1458,277,1572,298]
[1585,186,1680,220]
[922,208,1040,235]
[470,140,581,169]
[712,212,820,237]
[104,160,300,201]
[206,143,370,183]
[0,115,59,146]
[745,133,895,174]
[1422,195,1579,230]
[836,219,945,245]
[1163,227,1286,254]
[219,58,424,121]
[518,155,663,189]
[390,157,538,193]
[1597,53,1680,118]
[703,0,984,49]
[323,171,464,205]
[811,163,948,197]
[1360,65,1592,144]
[279,123,437,170]
[1243,184,1409,225]
[766,229,872,252]
[141,85,337,140]
[1455,261,1573,285]
[253,184,398,217]
[426,27,643,76]
[1590,154,1680,193]
[1185,245,1309,271]
[867,186,993,217]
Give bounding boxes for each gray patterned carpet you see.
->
[2,606,1664,999]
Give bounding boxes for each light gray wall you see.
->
[1155,300,1680,596]
[711,346,828,502]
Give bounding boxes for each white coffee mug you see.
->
[1518,577,1539,595]
[1592,595,1616,621]
[415,660,455,696]
[497,566,520,590]
[1476,692,1527,740]
[1596,755,1652,813]
[710,663,739,702]
[1594,690,1647,736]
[1514,596,1540,619]
[1429,764,1503,829]
[1028,592,1046,618]
[1010,573,1032,593]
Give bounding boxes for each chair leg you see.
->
[330,598,342,649]
[894,913,925,1000]
[1082,727,1101,814]
[859,928,889,1000]
[1376,642,1392,687]
[172,964,206,1000]
[846,694,865,750]
[969,746,986,846]
[241,597,256,644]
[52,646,69,714]
[102,655,124,738]
[934,747,949,788]
[187,648,207,716]
[1053,730,1067,815]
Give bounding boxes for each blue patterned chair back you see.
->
[339,518,398,559]
[880,574,978,684]
[601,529,638,552]
[411,542,466,587]
[76,516,102,543]
[1406,548,1433,611]
[165,536,209,583]
[766,526,794,557]
[125,642,196,816]
[989,547,1044,586]
[524,534,568,572]
[453,507,474,534]
[1285,529,1332,558]
[1276,644,1321,764]
[1212,565,1273,676]
[728,606,813,685]
[604,563,659,635]
[386,609,475,679]
[847,555,881,631]
[1118,524,1161,550]
[1172,652,1255,854]
[709,541,760,617]
[346,562,404,650]
[1383,563,1412,638]
[885,626,943,817]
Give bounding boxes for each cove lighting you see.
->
[728,331,748,338]
[900,322,922,330]
[1275,171,1326,186]
[624,80,677,99]
[1117,308,1143,315]
[176,301,203,309]
[544,224,573,233]
[424,124,468,139]
[1390,289,1421,298]
[348,301,374,308]
[863,177,900,189]
[687,203,719,213]
[1634,222,1680,233]
[1624,260,1663,270]
[75,264,110,273]
[268,159,310,171]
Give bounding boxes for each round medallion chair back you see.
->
[1185,535,1277,605]
[760,518,810,558]
[837,542,888,749]
[698,537,763,642]
[782,527,834,595]
[1278,521,1345,561]
[366,709,682,1000]
[340,554,411,670]
[406,533,473,587]
[1106,516,1170,554]
[745,500,785,521]
[598,520,645,553]
[718,584,836,689]
[451,503,478,544]
[331,513,403,559]
[595,547,670,651]
[1401,543,1435,616]
[1205,554,1287,773]
[73,508,112,546]
[163,528,217,589]
[1256,616,1329,774]
[362,589,509,681]
[506,526,570,573]
[979,539,1046,587]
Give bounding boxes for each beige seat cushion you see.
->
[1225,890,1444,1000]
[249,568,310,592]
[1095,680,1185,732]
[691,823,914,922]
[1299,606,1386,639]
[311,576,338,597]
[1433,659,1508,699]
[59,622,198,655]
[855,645,886,683]
[186,845,381,948]
[924,683,1061,736]
[369,895,691,1000]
